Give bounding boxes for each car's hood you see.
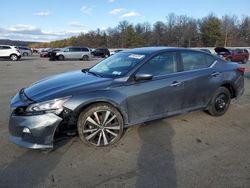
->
[214,47,231,55]
[24,70,112,102]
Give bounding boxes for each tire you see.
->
[105,54,109,58]
[207,87,231,116]
[82,55,89,61]
[77,103,124,147]
[10,54,18,61]
[58,55,64,61]
[23,52,28,56]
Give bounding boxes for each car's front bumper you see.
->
[9,113,62,149]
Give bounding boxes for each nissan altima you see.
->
[9,47,245,150]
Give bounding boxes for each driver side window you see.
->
[137,52,177,76]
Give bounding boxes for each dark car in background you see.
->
[91,48,110,58]
[215,47,249,64]
[9,47,244,150]
[48,48,61,58]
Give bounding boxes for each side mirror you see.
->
[134,73,153,81]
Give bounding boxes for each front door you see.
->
[125,52,185,124]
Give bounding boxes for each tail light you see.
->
[238,67,246,75]
[16,48,20,53]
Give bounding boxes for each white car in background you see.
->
[0,45,21,61]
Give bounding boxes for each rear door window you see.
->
[180,51,215,71]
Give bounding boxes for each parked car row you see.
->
[47,47,112,61]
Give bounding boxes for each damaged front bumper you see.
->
[9,113,62,149]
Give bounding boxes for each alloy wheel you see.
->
[81,110,122,146]
[10,55,18,61]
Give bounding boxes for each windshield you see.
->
[89,52,146,78]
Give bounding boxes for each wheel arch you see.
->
[82,54,89,60]
[9,53,18,57]
[58,54,65,59]
[221,82,236,98]
[74,99,128,125]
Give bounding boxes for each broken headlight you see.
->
[26,97,70,115]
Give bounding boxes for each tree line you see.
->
[31,13,250,49]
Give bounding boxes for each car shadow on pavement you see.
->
[0,137,75,188]
[136,120,177,188]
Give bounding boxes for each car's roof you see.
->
[124,47,190,54]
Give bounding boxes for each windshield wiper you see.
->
[87,70,103,77]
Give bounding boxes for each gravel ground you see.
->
[0,55,249,188]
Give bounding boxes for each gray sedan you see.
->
[9,47,244,150]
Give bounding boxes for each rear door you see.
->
[178,51,220,110]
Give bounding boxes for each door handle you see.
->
[211,72,220,77]
[170,81,182,87]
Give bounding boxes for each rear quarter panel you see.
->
[217,61,244,97]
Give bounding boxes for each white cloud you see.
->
[81,6,93,15]
[34,11,50,16]
[68,21,85,28]
[108,0,116,2]
[9,24,37,31]
[0,24,85,42]
[109,8,124,15]
[120,11,140,18]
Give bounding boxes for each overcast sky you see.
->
[0,0,249,42]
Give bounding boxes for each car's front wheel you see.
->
[82,55,89,61]
[58,55,64,61]
[77,103,124,147]
[207,87,231,116]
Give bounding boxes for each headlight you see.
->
[26,96,70,115]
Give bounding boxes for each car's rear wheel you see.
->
[10,54,18,61]
[23,52,28,56]
[82,55,89,61]
[58,55,64,61]
[207,87,231,116]
[77,103,124,147]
